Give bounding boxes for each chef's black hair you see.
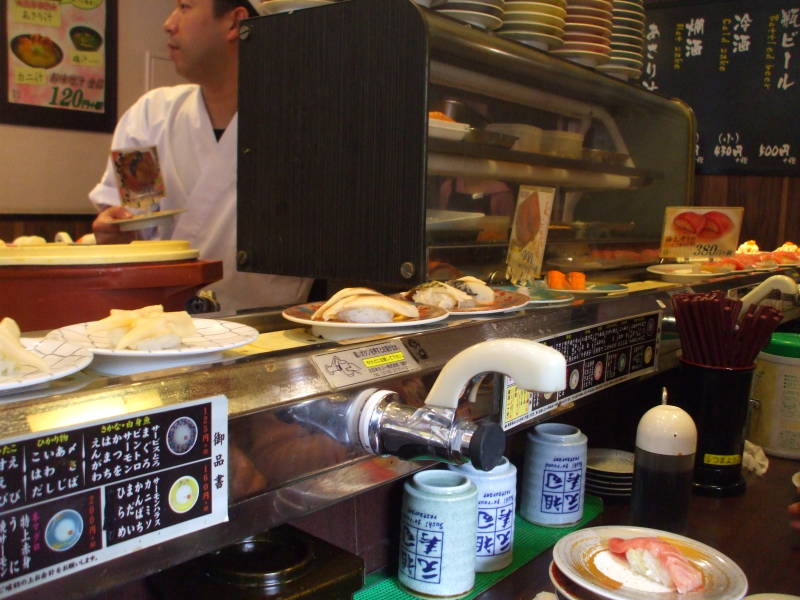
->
[214,0,257,18]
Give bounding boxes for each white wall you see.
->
[0,0,181,214]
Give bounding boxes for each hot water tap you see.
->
[349,338,566,471]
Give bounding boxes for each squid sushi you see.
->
[0,317,50,376]
[448,276,495,305]
[608,537,703,593]
[318,294,419,323]
[311,287,381,320]
[408,281,473,310]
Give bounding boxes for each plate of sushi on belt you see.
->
[45,305,259,375]
[402,276,531,315]
[282,288,449,340]
[544,270,628,296]
[0,316,93,395]
[552,525,748,600]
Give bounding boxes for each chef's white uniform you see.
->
[90,84,312,312]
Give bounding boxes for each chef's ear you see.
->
[226,6,249,39]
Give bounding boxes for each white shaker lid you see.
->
[636,397,697,456]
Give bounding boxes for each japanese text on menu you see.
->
[643,2,799,175]
[0,396,228,596]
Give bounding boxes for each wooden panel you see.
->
[0,214,94,243]
[784,176,800,245]
[694,174,793,250]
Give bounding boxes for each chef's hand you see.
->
[789,501,800,530]
[92,205,136,244]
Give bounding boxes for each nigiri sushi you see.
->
[408,281,473,310]
[317,294,419,323]
[448,276,495,306]
[87,305,198,350]
[608,536,703,594]
[311,287,381,320]
[0,317,50,376]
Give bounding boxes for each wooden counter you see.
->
[476,456,800,598]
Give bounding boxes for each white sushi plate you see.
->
[46,319,258,375]
[553,525,748,600]
[0,338,93,395]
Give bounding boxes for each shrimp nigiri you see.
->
[608,536,703,594]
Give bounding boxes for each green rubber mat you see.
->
[355,495,603,600]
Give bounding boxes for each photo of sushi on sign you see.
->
[403,277,530,315]
[659,206,744,260]
[505,186,555,285]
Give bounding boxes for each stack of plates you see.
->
[586,448,633,499]
[598,0,645,79]
[551,0,613,66]
[434,0,506,31]
[496,0,566,51]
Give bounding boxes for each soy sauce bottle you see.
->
[631,388,697,534]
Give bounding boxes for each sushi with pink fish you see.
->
[608,536,704,594]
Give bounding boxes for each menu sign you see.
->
[643,1,800,175]
[0,396,228,597]
[659,206,744,259]
[502,312,661,430]
[6,0,108,113]
[506,186,556,285]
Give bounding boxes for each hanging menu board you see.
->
[642,1,800,175]
[0,396,228,597]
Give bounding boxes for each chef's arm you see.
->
[92,205,137,245]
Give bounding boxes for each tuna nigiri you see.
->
[608,537,703,594]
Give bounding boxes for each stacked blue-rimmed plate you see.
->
[434,0,506,30]
[552,0,613,66]
[585,448,633,500]
[497,0,566,51]
[598,0,645,79]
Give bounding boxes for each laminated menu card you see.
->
[660,206,744,259]
[506,186,555,284]
[111,146,165,213]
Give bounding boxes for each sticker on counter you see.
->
[312,340,420,389]
[501,312,661,430]
[659,206,744,259]
[0,395,228,596]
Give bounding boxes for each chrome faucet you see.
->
[349,338,566,471]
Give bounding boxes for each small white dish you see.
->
[282,301,449,331]
[553,525,748,600]
[429,118,472,141]
[587,448,634,474]
[0,338,93,395]
[46,319,258,375]
[112,209,185,232]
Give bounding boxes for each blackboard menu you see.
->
[643,1,800,175]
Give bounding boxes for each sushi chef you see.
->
[89,0,312,312]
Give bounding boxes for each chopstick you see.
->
[671,292,784,368]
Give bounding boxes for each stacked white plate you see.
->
[585,448,633,499]
[551,0,613,66]
[496,0,566,51]
[434,0,506,30]
[598,0,645,79]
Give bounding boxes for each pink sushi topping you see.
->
[608,537,704,593]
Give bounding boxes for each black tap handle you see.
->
[469,423,506,471]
